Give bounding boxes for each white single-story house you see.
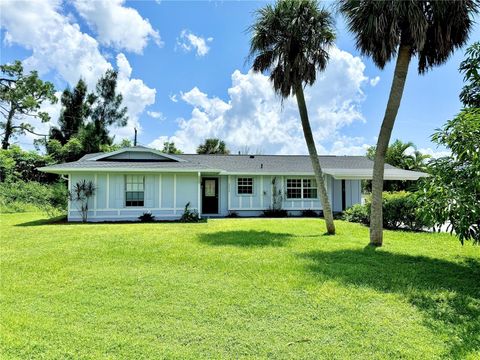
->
[39,146,426,222]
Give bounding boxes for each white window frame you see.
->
[125,175,145,207]
[236,177,254,196]
[285,178,318,200]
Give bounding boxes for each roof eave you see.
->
[38,167,222,174]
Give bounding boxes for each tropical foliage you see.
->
[417,108,480,244]
[343,192,428,231]
[68,179,96,222]
[0,180,67,216]
[179,202,201,222]
[339,0,478,246]
[249,0,336,234]
[161,141,183,154]
[365,139,430,191]
[0,145,56,183]
[196,138,230,154]
[459,41,480,107]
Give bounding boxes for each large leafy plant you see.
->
[417,108,480,244]
[68,180,96,223]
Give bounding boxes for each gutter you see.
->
[38,167,426,181]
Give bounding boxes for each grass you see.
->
[1,212,479,359]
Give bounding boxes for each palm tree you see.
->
[339,0,478,246]
[406,150,430,172]
[248,0,336,234]
[197,138,230,154]
[367,140,415,168]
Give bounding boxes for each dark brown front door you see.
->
[202,178,218,214]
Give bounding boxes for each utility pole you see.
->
[134,128,137,146]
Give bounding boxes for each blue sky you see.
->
[1,0,478,156]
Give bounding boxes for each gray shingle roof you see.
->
[175,154,397,172]
[39,147,426,180]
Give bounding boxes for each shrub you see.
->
[226,210,239,218]
[301,209,319,217]
[0,200,40,214]
[180,202,200,222]
[138,211,155,222]
[343,192,428,231]
[262,207,288,217]
[343,204,369,225]
[68,180,96,222]
[382,192,429,231]
[0,146,57,183]
[0,180,67,216]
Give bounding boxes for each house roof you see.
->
[38,146,427,180]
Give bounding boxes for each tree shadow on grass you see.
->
[198,230,292,247]
[15,218,208,227]
[14,215,68,226]
[299,247,480,358]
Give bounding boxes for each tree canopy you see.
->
[162,141,182,154]
[45,69,129,161]
[50,79,94,145]
[248,0,335,98]
[459,41,480,107]
[366,139,430,172]
[418,108,480,244]
[339,0,478,74]
[366,139,430,192]
[81,69,128,154]
[0,60,57,149]
[196,138,230,154]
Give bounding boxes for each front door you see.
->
[202,178,218,214]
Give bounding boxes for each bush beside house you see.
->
[343,192,428,231]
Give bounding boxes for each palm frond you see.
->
[248,0,336,98]
[339,0,479,73]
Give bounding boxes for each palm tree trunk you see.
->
[295,84,335,235]
[370,45,412,246]
[1,108,15,150]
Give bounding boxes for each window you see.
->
[286,178,317,199]
[286,178,302,198]
[125,175,144,207]
[237,177,253,195]
[302,179,317,199]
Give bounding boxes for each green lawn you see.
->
[1,213,479,359]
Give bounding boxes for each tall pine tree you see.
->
[81,69,128,153]
[49,79,93,145]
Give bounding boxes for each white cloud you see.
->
[1,0,110,87]
[370,76,380,86]
[150,47,374,155]
[147,111,165,120]
[72,0,162,54]
[417,147,451,159]
[149,136,169,151]
[169,94,178,102]
[114,54,156,140]
[176,30,212,56]
[0,1,156,146]
[330,136,371,155]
